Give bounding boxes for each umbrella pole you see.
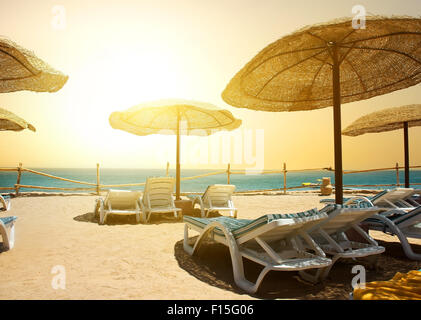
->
[176,111,181,200]
[331,44,343,204]
[404,121,410,188]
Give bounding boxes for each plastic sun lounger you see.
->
[320,188,417,211]
[0,216,17,250]
[187,184,238,218]
[301,204,385,282]
[140,177,182,223]
[362,206,421,260]
[94,189,143,225]
[0,194,11,211]
[183,209,332,294]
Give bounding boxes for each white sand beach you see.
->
[0,192,420,300]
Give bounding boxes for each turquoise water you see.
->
[0,168,420,194]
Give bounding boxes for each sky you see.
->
[0,0,421,171]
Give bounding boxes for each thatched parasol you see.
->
[109,99,242,200]
[0,37,68,93]
[343,104,421,187]
[0,107,36,132]
[222,16,421,204]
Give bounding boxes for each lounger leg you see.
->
[183,222,270,294]
[369,215,421,260]
[99,202,105,225]
[6,223,15,249]
[0,222,14,250]
[94,200,99,217]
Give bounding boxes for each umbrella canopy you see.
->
[0,37,68,93]
[343,104,421,187]
[109,99,242,199]
[0,107,36,132]
[222,16,421,204]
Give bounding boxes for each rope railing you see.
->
[0,162,419,197]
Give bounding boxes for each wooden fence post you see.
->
[96,163,100,195]
[227,163,231,184]
[283,162,287,194]
[395,162,400,186]
[166,162,170,176]
[15,162,22,196]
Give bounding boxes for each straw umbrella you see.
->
[222,16,421,204]
[0,37,68,93]
[109,99,242,200]
[343,104,421,188]
[0,107,36,132]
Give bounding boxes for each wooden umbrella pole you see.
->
[176,110,181,200]
[404,121,410,188]
[331,43,343,204]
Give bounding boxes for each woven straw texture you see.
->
[0,107,36,132]
[0,37,68,93]
[222,16,421,112]
[342,104,421,136]
[109,99,242,136]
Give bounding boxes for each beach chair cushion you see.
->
[184,208,322,239]
[0,216,17,225]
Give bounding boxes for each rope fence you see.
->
[0,162,420,197]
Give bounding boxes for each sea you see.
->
[0,168,420,194]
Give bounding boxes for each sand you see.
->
[0,192,420,300]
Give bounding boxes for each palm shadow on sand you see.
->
[174,237,421,300]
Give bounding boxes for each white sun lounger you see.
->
[362,206,421,260]
[0,216,17,250]
[321,188,417,211]
[301,204,385,281]
[0,194,11,211]
[94,189,143,225]
[140,177,182,223]
[183,209,332,294]
[187,184,237,218]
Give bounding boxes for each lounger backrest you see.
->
[373,188,415,206]
[202,184,235,207]
[105,190,142,210]
[184,209,328,244]
[237,210,328,244]
[143,177,175,208]
[316,204,380,235]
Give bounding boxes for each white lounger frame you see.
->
[343,188,416,212]
[189,184,237,218]
[302,206,385,281]
[0,218,16,250]
[94,189,143,225]
[140,177,182,223]
[0,195,11,211]
[183,216,332,294]
[362,206,421,260]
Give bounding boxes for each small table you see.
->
[174,199,194,215]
